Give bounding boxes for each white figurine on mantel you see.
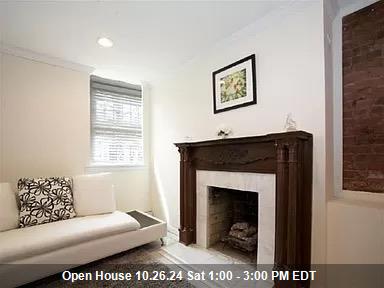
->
[285,113,297,132]
[216,124,232,139]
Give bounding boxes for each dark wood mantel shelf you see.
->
[175,131,313,287]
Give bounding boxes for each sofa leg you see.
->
[160,238,165,246]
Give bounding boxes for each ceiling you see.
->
[0,1,287,83]
[336,0,354,8]
[336,0,379,10]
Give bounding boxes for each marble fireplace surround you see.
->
[175,131,313,270]
[196,170,276,264]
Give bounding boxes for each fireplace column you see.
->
[178,147,196,245]
[275,142,289,268]
[274,138,312,288]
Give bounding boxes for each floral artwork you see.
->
[213,54,256,113]
[220,69,247,103]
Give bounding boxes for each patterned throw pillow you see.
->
[18,177,76,228]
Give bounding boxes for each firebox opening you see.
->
[208,186,258,262]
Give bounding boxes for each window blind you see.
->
[90,76,143,166]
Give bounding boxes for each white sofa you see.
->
[0,175,167,287]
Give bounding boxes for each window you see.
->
[90,76,143,166]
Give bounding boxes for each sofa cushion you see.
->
[73,173,116,216]
[0,183,19,232]
[18,177,76,228]
[0,211,140,263]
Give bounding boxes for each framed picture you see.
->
[212,54,256,114]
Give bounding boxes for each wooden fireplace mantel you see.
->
[175,131,313,270]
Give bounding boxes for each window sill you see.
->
[330,190,384,210]
[85,164,147,173]
[339,189,384,203]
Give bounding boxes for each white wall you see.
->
[150,1,327,263]
[1,54,90,180]
[0,53,151,212]
[326,0,384,264]
[324,0,337,201]
[0,52,2,178]
[327,199,384,264]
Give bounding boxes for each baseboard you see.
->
[167,225,179,236]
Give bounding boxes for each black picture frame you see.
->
[212,54,257,114]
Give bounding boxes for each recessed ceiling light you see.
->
[97,37,113,48]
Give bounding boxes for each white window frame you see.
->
[89,76,144,170]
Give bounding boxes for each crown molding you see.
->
[325,0,340,20]
[0,43,94,74]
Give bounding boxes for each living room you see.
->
[0,1,383,287]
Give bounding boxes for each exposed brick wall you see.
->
[342,0,384,193]
[208,188,232,246]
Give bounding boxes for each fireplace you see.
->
[208,187,258,247]
[175,131,313,274]
[208,187,258,259]
[196,170,275,264]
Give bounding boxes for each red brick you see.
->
[373,144,384,153]
[375,96,384,105]
[372,106,384,114]
[344,144,372,154]
[343,170,362,179]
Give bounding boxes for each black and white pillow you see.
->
[18,177,76,228]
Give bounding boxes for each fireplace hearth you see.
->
[175,131,313,286]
